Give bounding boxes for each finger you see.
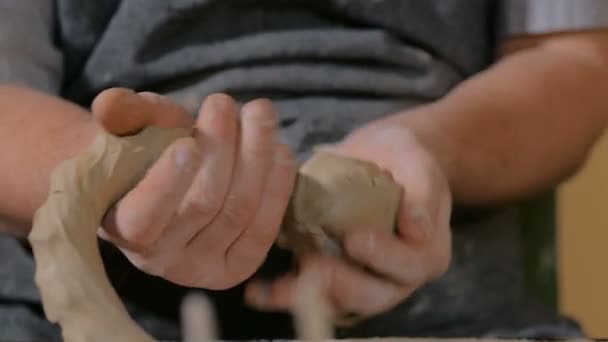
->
[344,230,428,285]
[186,99,278,261]
[101,138,200,252]
[92,87,193,136]
[165,94,239,246]
[248,257,405,316]
[245,274,295,311]
[137,92,194,129]
[397,205,434,245]
[92,88,149,135]
[389,148,450,245]
[225,144,296,280]
[313,257,405,315]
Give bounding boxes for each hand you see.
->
[92,88,297,290]
[245,118,452,318]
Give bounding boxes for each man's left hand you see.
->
[245,118,453,318]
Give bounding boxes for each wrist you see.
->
[388,102,459,191]
[0,86,99,225]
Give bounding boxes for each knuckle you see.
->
[217,205,248,231]
[241,100,278,135]
[184,194,223,220]
[242,142,276,161]
[217,194,255,228]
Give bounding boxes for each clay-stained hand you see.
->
[245,120,452,317]
[92,89,297,290]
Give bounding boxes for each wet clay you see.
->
[279,150,401,257]
[29,126,189,342]
[28,122,400,341]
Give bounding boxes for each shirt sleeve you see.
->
[0,0,63,94]
[500,0,608,37]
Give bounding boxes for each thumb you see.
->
[91,87,194,136]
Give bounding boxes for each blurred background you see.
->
[559,131,608,338]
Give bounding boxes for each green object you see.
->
[519,190,558,312]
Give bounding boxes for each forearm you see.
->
[397,32,608,205]
[0,85,97,234]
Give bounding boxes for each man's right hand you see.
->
[92,88,296,290]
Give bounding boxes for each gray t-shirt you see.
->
[1,0,606,340]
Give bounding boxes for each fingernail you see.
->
[274,145,295,165]
[208,94,229,112]
[243,100,277,127]
[174,144,195,169]
[408,207,433,241]
[138,91,167,103]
